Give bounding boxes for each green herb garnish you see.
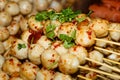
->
[47,61,58,70]
[71,30,76,39]
[46,24,56,33]
[18,43,26,50]
[63,40,75,48]
[46,31,55,40]
[76,16,86,22]
[59,34,73,43]
[35,11,48,21]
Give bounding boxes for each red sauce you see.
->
[87,30,92,39]
[28,29,43,44]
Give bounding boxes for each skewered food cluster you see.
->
[1,0,120,80]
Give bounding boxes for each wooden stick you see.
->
[108,29,120,33]
[85,58,120,73]
[97,75,110,80]
[94,38,120,46]
[94,46,120,56]
[77,75,92,80]
[103,58,120,65]
[78,66,120,79]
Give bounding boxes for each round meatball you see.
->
[37,36,52,49]
[109,23,120,41]
[0,41,5,54]
[89,50,104,66]
[5,2,20,16]
[19,0,32,15]
[2,36,16,50]
[7,20,20,35]
[0,0,7,11]
[28,44,44,65]
[49,0,62,12]
[2,57,21,77]
[89,18,109,38]
[0,11,12,27]
[28,16,43,31]
[51,41,68,55]
[57,22,77,38]
[69,45,88,64]
[75,26,96,47]
[0,70,9,80]
[8,0,20,3]
[0,27,9,41]
[10,39,28,59]
[41,48,59,69]
[58,53,79,74]
[36,68,55,80]
[20,61,39,80]
[35,0,48,11]
[53,72,72,80]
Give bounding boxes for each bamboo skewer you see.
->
[94,46,120,56]
[85,58,120,73]
[77,75,92,80]
[94,38,120,46]
[78,66,120,79]
[103,58,120,65]
[97,75,110,80]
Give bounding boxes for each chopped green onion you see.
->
[47,61,58,70]
[18,43,26,50]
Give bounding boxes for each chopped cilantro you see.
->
[18,43,26,50]
[63,40,75,48]
[59,34,73,43]
[46,24,56,33]
[47,61,58,70]
[71,30,76,39]
[35,11,48,21]
[76,16,86,22]
[46,31,55,40]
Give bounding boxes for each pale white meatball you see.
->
[89,50,104,65]
[95,37,108,48]
[0,11,12,27]
[0,55,5,69]
[108,54,120,61]
[57,22,77,38]
[7,20,20,35]
[19,0,32,15]
[20,61,39,80]
[50,0,62,12]
[0,27,9,41]
[75,26,96,47]
[109,23,120,41]
[3,36,16,50]
[0,0,7,11]
[0,70,9,80]
[36,68,55,80]
[35,0,48,11]
[69,45,88,64]
[28,16,43,31]
[13,14,23,23]
[10,39,28,59]
[21,30,31,44]
[99,66,112,73]
[89,18,109,38]
[53,72,72,80]
[0,41,5,54]
[59,53,79,74]
[28,44,44,65]
[2,57,21,77]
[9,77,23,80]
[37,36,52,49]
[51,41,68,55]
[41,48,59,69]
[5,2,20,16]
[19,16,28,31]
